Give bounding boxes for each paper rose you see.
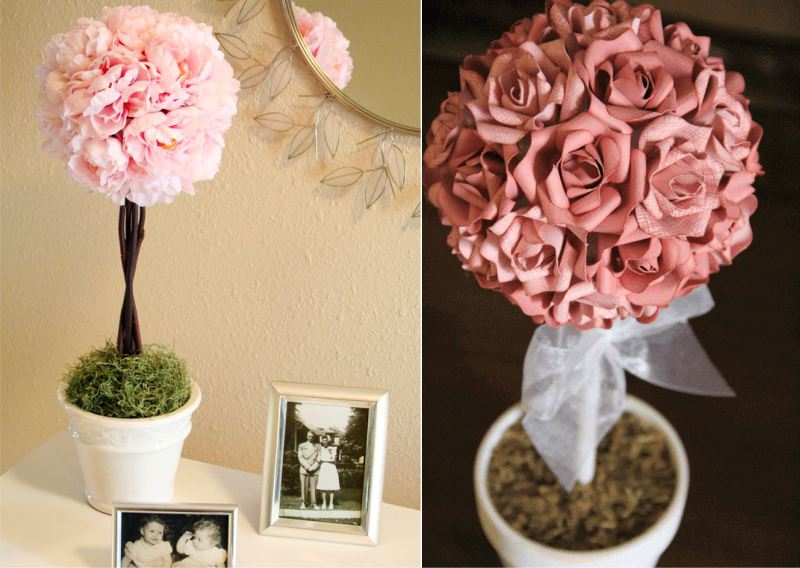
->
[424,0,762,330]
[36,5,239,206]
[292,3,354,90]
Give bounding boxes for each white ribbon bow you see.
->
[521,285,734,491]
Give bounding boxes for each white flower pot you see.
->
[57,381,202,514]
[474,395,689,567]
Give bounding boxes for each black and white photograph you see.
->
[260,382,389,545]
[279,401,369,525]
[113,504,237,568]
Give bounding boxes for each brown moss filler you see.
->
[488,412,676,550]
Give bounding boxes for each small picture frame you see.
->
[259,382,389,545]
[112,503,238,567]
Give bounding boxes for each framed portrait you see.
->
[259,382,389,545]
[112,503,238,567]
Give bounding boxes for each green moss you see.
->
[64,341,192,419]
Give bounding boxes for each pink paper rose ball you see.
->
[36,6,239,206]
[424,0,762,330]
[292,3,354,90]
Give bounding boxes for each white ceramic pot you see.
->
[57,381,202,514]
[474,395,689,567]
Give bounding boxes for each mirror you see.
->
[281,0,420,135]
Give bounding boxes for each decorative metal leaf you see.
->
[322,111,342,158]
[254,112,295,132]
[267,53,293,100]
[321,167,363,187]
[224,0,240,18]
[288,127,315,159]
[237,0,266,24]
[412,201,421,218]
[369,143,385,169]
[215,32,251,60]
[385,144,405,191]
[238,64,269,89]
[365,168,389,209]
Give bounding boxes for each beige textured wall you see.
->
[0,0,421,509]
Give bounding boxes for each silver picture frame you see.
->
[112,502,238,567]
[259,381,389,545]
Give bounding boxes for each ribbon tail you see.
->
[522,340,626,491]
[522,324,597,421]
[618,323,735,397]
[519,284,731,492]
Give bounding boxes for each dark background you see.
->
[422,1,800,566]
[118,512,230,565]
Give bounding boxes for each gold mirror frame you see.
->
[280,0,420,137]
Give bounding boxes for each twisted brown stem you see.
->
[116,200,146,355]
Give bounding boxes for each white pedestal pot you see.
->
[57,382,202,514]
[474,395,689,567]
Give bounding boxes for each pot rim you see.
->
[57,380,202,428]
[473,394,689,560]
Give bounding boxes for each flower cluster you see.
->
[424,0,762,329]
[36,6,239,206]
[293,3,354,90]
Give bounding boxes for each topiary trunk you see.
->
[117,200,145,356]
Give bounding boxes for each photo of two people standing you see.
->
[298,430,340,511]
[279,402,369,526]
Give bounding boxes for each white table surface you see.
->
[0,433,420,567]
